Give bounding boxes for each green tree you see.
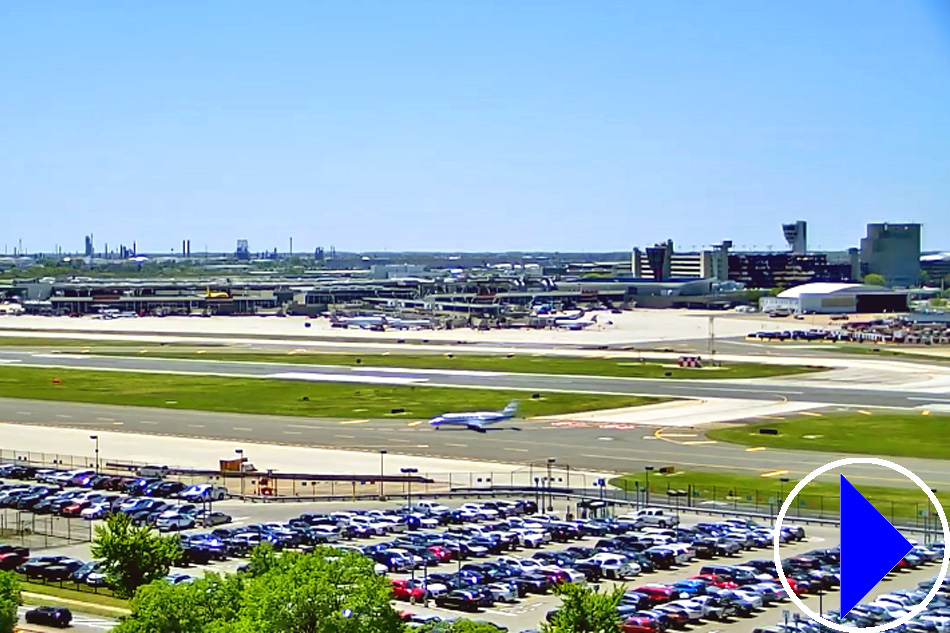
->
[863,273,886,287]
[232,548,403,633]
[541,582,625,633]
[115,573,244,633]
[91,512,182,598]
[118,546,404,633]
[0,571,20,633]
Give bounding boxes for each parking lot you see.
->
[3,463,948,633]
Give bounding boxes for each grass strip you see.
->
[610,469,948,522]
[0,366,663,419]
[84,348,825,380]
[20,582,129,612]
[707,412,950,460]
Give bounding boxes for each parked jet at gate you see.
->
[429,401,521,432]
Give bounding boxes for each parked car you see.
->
[24,606,72,628]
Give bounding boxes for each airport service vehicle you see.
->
[24,607,72,628]
[180,484,228,502]
[428,400,520,433]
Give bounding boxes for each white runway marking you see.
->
[267,372,426,385]
[56,414,72,419]
[140,420,159,425]
[232,426,253,432]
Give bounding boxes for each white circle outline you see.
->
[773,457,949,633]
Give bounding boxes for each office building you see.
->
[860,223,921,287]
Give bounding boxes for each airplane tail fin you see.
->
[502,400,520,417]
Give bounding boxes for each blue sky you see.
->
[2,1,948,254]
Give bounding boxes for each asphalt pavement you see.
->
[2,398,950,490]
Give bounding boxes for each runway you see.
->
[3,349,950,408]
[2,397,949,490]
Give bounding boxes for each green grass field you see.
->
[83,348,824,380]
[0,366,663,418]
[707,411,950,460]
[610,469,947,522]
[21,579,130,614]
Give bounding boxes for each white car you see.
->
[348,516,390,535]
[624,508,680,528]
[460,503,498,520]
[496,556,543,573]
[541,565,585,584]
[659,600,704,623]
[919,615,950,632]
[876,593,915,607]
[578,553,640,579]
[730,590,764,610]
[869,602,910,619]
[487,582,518,603]
[155,514,196,531]
[513,529,547,548]
[81,502,113,520]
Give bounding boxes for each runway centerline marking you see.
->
[232,427,253,432]
[56,414,72,419]
[188,424,206,428]
[96,417,115,422]
[139,420,159,425]
[444,443,468,447]
[504,448,529,453]
[16,412,32,416]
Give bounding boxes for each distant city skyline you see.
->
[2,2,948,253]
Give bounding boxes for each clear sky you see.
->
[2,1,949,254]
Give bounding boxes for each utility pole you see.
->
[379,450,387,500]
[90,435,99,473]
[644,466,654,507]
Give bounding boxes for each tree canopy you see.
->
[91,512,183,598]
[0,572,20,633]
[540,582,625,633]
[116,546,404,633]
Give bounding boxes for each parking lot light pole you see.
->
[546,458,555,512]
[401,467,418,511]
[644,466,654,507]
[779,477,790,504]
[235,449,245,500]
[90,435,99,474]
[379,450,387,501]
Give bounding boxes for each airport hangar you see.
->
[759,282,909,314]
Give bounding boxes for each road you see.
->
[3,350,950,408]
[3,398,950,490]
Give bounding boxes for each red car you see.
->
[391,579,427,604]
[690,574,738,589]
[623,616,664,633]
[428,545,453,563]
[633,585,674,606]
[0,546,29,571]
[61,501,92,517]
[763,577,802,596]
